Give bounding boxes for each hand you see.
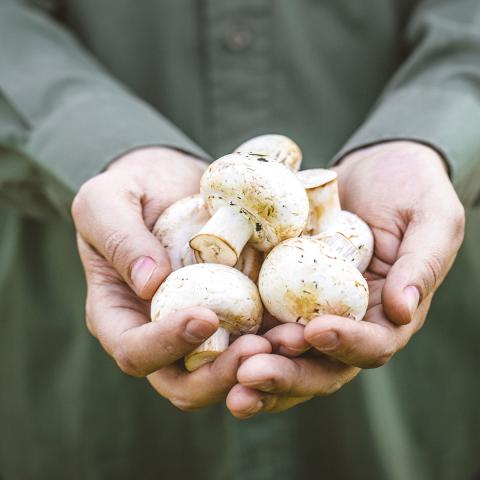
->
[72,147,271,410]
[227,141,465,418]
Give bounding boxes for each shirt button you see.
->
[223,25,255,52]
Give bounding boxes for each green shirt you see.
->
[1,1,479,478]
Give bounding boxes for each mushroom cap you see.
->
[259,237,369,324]
[151,263,263,335]
[153,195,210,270]
[296,168,337,189]
[200,153,309,251]
[318,211,374,273]
[235,134,303,172]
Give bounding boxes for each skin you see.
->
[72,147,271,410]
[227,141,465,418]
[73,141,464,415]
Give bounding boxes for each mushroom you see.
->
[235,134,303,172]
[152,194,264,282]
[151,263,263,372]
[316,212,374,274]
[297,168,374,273]
[189,153,309,266]
[258,236,369,325]
[189,154,309,266]
[153,195,209,270]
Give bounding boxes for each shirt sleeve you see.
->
[0,1,208,219]
[332,0,480,207]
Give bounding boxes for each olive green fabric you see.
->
[1,0,479,478]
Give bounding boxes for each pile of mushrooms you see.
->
[150,134,374,371]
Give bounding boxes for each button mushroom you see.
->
[151,263,263,372]
[152,194,263,282]
[235,134,303,172]
[190,153,309,266]
[297,168,374,273]
[258,236,369,325]
[153,194,209,270]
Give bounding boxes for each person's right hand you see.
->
[72,147,271,410]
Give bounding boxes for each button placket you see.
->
[203,0,274,156]
[222,24,256,52]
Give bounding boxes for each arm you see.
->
[332,0,480,207]
[229,0,475,417]
[0,1,206,218]
[0,1,270,409]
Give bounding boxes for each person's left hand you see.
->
[226,141,465,418]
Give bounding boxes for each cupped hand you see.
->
[72,147,271,409]
[228,141,465,418]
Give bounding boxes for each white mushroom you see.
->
[297,168,374,273]
[152,194,264,282]
[151,264,263,372]
[153,195,209,270]
[296,169,341,235]
[235,134,303,172]
[258,237,369,325]
[316,212,374,274]
[190,153,309,266]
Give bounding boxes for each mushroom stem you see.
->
[190,206,254,267]
[184,326,230,372]
[180,242,197,267]
[297,169,341,235]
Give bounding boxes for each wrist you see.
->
[108,145,206,171]
[339,140,449,175]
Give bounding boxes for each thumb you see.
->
[73,178,171,299]
[382,213,462,325]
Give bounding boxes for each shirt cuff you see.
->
[24,88,209,194]
[330,88,480,204]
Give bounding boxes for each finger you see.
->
[148,335,272,410]
[303,308,428,368]
[263,323,311,357]
[226,385,265,418]
[79,237,219,376]
[237,353,360,397]
[73,174,171,298]
[382,202,464,325]
[94,303,219,377]
[226,384,311,418]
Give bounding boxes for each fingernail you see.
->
[404,286,420,318]
[131,256,157,291]
[311,331,338,351]
[184,320,216,343]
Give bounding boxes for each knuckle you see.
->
[369,344,396,368]
[71,178,97,220]
[170,396,200,412]
[103,230,129,267]
[324,379,344,395]
[113,345,145,378]
[324,367,360,395]
[421,252,443,294]
[371,352,393,368]
[84,297,98,338]
[453,203,466,239]
[162,340,177,357]
[85,310,96,338]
